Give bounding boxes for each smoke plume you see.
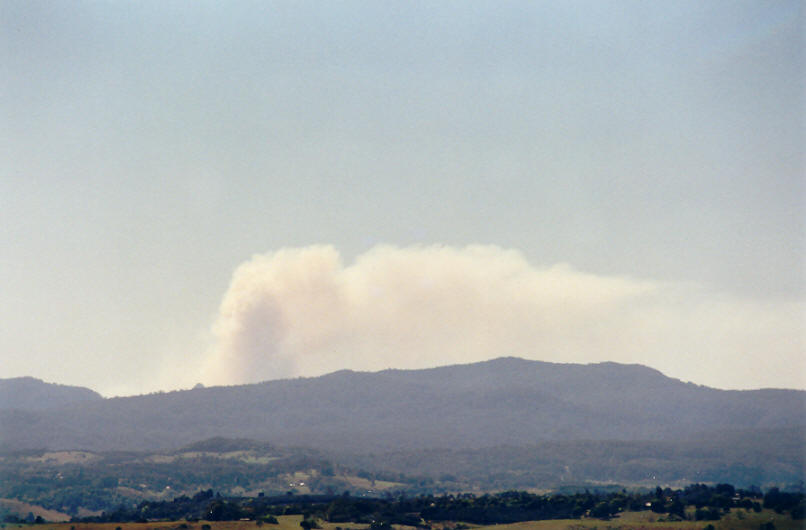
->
[200,245,804,389]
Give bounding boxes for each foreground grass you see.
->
[1,515,368,530]
[471,508,803,529]
[3,511,802,530]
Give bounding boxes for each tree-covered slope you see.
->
[0,376,102,411]
[0,357,803,452]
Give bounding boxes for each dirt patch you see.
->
[26,451,98,465]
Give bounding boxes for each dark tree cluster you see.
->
[764,487,806,518]
[72,483,804,525]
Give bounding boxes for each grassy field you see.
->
[0,500,71,523]
[471,508,804,529]
[0,514,369,530]
[2,511,803,530]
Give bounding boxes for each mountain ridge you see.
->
[0,376,103,411]
[4,356,800,399]
[1,357,802,453]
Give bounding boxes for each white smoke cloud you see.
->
[200,245,805,390]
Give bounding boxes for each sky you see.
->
[1,1,803,396]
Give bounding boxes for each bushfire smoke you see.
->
[200,245,804,389]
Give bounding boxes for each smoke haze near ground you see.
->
[199,245,804,390]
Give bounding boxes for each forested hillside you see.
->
[1,358,803,452]
[1,434,803,517]
[0,377,102,411]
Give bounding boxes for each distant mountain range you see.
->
[0,376,102,411]
[2,357,803,453]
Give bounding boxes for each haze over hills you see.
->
[1,357,803,453]
[0,376,103,411]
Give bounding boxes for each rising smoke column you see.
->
[200,244,805,389]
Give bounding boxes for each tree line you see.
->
[62,483,804,525]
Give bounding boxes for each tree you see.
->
[667,498,685,519]
[300,517,320,530]
[590,501,612,519]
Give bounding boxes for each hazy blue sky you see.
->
[2,1,803,395]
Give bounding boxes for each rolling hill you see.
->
[0,376,103,411]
